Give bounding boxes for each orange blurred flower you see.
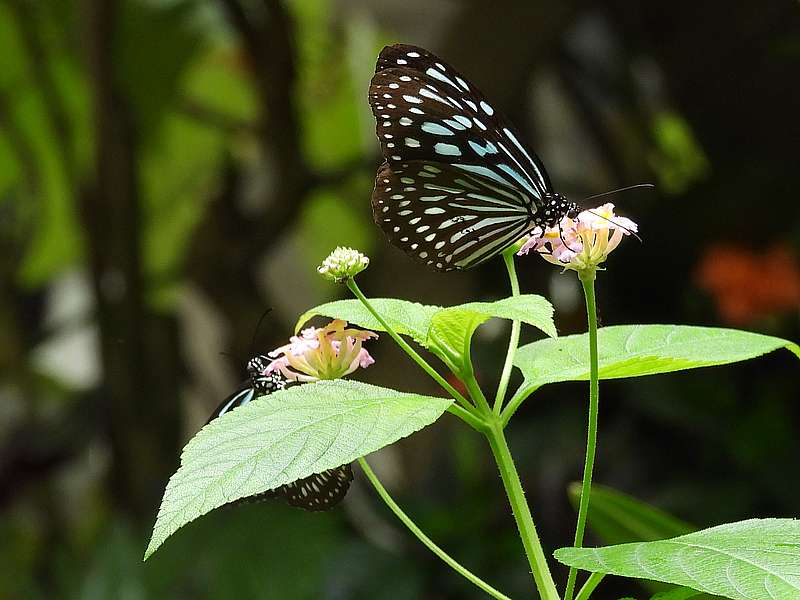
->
[695,243,800,325]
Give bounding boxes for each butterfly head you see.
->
[540,193,579,228]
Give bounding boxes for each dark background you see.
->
[1,0,798,598]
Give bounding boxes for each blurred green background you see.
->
[1,0,798,598]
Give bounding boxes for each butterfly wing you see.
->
[369,44,555,270]
[279,465,354,511]
[233,465,353,512]
[373,161,538,270]
[206,385,255,425]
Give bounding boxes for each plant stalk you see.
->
[359,457,512,600]
[485,419,560,600]
[574,572,604,600]
[564,269,600,600]
[494,250,522,414]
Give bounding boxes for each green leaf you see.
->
[426,308,486,380]
[650,588,706,600]
[145,380,451,559]
[554,518,800,600]
[515,325,799,394]
[568,483,694,546]
[426,296,556,378]
[453,296,557,339]
[295,298,441,343]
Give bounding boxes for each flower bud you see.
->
[317,247,370,282]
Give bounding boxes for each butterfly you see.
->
[369,43,578,271]
[207,354,354,512]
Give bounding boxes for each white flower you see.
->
[518,203,638,271]
[265,320,378,382]
[317,247,370,282]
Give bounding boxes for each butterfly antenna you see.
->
[248,307,273,358]
[585,210,643,243]
[580,183,655,204]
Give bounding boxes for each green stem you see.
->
[446,403,485,431]
[564,269,600,600]
[358,457,512,600]
[494,250,522,414]
[500,385,536,428]
[346,278,476,415]
[465,372,492,415]
[485,419,560,600]
[573,572,604,600]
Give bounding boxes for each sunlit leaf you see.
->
[146,380,452,559]
[426,296,555,378]
[515,325,799,397]
[555,519,800,600]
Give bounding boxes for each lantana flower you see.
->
[318,247,370,282]
[265,319,378,382]
[518,203,638,271]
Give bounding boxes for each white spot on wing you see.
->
[426,67,458,89]
[418,88,450,105]
[434,143,461,156]
[421,122,454,136]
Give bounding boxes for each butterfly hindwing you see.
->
[369,44,564,270]
[372,161,537,270]
[235,465,354,512]
[280,465,354,511]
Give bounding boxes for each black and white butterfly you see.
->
[369,44,578,271]
[208,355,354,512]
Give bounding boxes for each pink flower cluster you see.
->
[518,203,638,271]
[265,319,377,382]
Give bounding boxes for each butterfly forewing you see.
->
[369,44,560,270]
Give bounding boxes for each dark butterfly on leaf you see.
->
[207,354,354,512]
[369,43,578,271]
